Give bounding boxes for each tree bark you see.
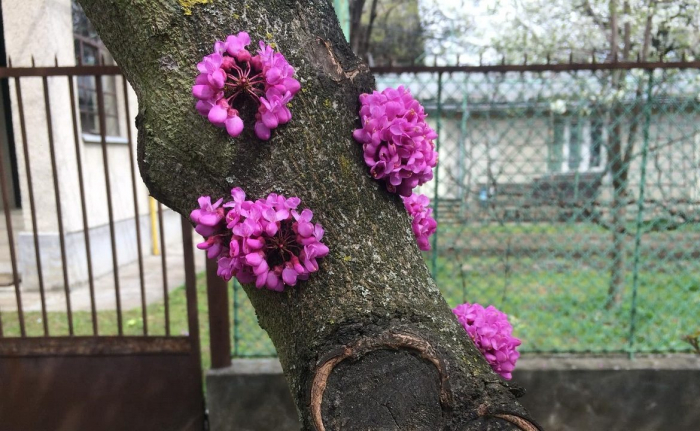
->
[606,0,627,307]
[349,0,366,55]
[77,1,537,429]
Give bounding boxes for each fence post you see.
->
[181,218,202,369]
[628,69,655,358]
[206,258,232,368]
[430,72,443,276]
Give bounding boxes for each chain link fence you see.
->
[232,63,700,357]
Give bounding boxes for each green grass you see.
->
[227,250,700,356]
[432,254,700,353]
[3,241,698,360]
[439,220,700,236]
[0,272,215,371]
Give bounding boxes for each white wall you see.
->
[423,111,700,221]
[2,0,151,231]
[1,0,162,290]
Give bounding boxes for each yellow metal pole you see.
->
[149,197,160,255]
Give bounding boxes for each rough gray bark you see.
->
[77,0,538,429]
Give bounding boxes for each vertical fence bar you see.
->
[232,279,240,357]
[0,118,24,336]
[68,74,98,335]
[96,75,123,335]
[14,77,48,335]
[430,72,443,276]
[628,70,655,357]
[42,75,73,335]
[181,218,202,370]
[157,202,170,335]
[458,75,469,220]
[122,78,148,335]
[206,258,231,368]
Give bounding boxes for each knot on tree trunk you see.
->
[310,331,451,430]
[309,330,542,430]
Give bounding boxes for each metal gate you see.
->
[0,64,204,431]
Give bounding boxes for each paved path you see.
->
[0,238,205,313]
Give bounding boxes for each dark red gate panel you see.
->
[0,337,204,431]
[0,65,207,431]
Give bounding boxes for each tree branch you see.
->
[76,0,532,429]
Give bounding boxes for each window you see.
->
[549,115,604,174]
[72,0,120,137]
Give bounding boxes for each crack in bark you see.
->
[316,37,369,82]
[382,403,400,428]
[310,331,450,431]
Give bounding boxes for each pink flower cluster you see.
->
[190,188,329,291]
[452,303,521,380]
[192,32,300,140]
[353,86,438,197]
[402,193,437,251]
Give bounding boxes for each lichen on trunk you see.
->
[77,0,538,429]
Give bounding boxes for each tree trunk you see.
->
[605,0,626,308]
[77,1,537,429]
[349,0,366,55]
[608,165,627,307]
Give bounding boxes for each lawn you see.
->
[432,252,700,353]
[229,250,699,356]
[0,272,216,371]
[2,246,697,362]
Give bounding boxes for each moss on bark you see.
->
[78,1,537,429]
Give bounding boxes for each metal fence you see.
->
[0,64,205,429]
[0,63,193,339]
[232,61,700,357]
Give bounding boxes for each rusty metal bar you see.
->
[2,60,700,80]
[206,258,231,369]
[68,74,98,335]
[181,217,202,371]
[0,112,24,337]
[0,65,121,78]
[122,78,148,335]
[42,75,74,335]
[369,60,700,74]
[0,336,191,357]
[157,202,170,335]
[13,77,48,336]
[96,75,123,335]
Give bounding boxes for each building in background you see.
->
[0,0,181,292]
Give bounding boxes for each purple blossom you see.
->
[452,303,521,380]
[254,89,293,140]
[191,188,328,292]
[353,86,439,196]
[402,193,437,251]
[192,32,301,140]
[190,196,225,237]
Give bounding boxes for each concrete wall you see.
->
[207,360,300,431]
[206,355,700,431]
[18,207,182,291]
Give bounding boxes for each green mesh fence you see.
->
[232,65,700,357]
